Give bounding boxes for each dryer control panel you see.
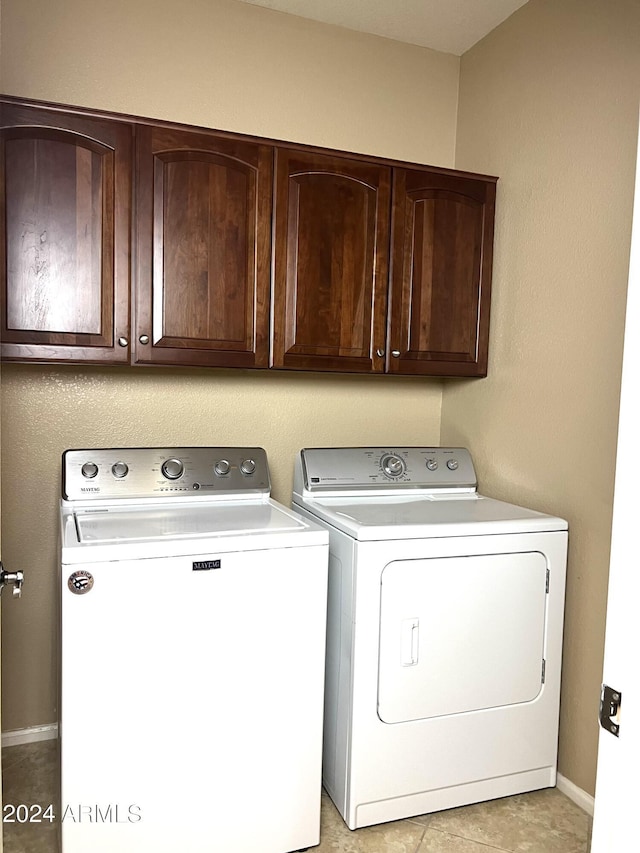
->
[299,447,477,492]
[62,447,271,501]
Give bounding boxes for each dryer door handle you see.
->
[401,618,419,666]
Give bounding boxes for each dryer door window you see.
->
[377,552,548,724]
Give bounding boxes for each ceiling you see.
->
[236,0,530,55]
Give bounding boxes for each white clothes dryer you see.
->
[60,447,328,853]
[292,446,568,830]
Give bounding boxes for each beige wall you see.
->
[445,0,640,794]
[0,0,455,732]
[0,0,459,164]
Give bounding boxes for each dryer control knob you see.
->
[81,462,99,479]
[161,458,184,480]
[426,459,438,471]
[446,459,459,471]
[381,454,406,478]
[240,459,256,475]
[215,459,231,476]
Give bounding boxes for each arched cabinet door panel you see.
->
[388,169,496,377]
[0,102,131,363]
[134,125,272,368]
[272,148,391,373]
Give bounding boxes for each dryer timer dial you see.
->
[381,454,406,478]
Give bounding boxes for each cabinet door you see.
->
[0,102,131,363]
[135,126,272,368]
[272,149,391,373]
[388,169,496,376]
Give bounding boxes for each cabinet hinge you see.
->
[541,659,546,684]
[546,568,550,593]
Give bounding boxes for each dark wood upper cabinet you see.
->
[272,149,391,373]
[134,125,272,368]
[0,102,132,363]
[388,168,496,376]
[1,96,497,377]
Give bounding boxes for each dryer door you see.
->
[377,552,548,724]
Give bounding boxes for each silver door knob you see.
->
[118,337,129,347]
[0,563,24,599]
[139,335,150,345]
[376,349,385,358]
[391,350,401,358]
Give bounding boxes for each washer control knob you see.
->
[381,454,406,478]
[240,459,256,475]
[81,462,99,479]
[446,459,459,471]
[161,458,184,480]
[426,459,438,471]
[112,461,129,479]
[215,459,231,476]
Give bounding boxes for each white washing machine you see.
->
[292,446,568,830]
[60,447,328,853]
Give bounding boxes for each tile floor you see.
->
[316,787,592,853]
[1,740,592,852]
[2,740,59,853]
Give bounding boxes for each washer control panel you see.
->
[62,447,270,501]
[300,447,476,492]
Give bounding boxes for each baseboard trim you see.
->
[1,724,58,748]
[557,772,595,816]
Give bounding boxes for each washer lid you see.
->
[61,498,327,562]
[295,493,568,540]
[73,500,305,543]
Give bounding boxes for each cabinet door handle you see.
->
[118,336,129,347]
[376,348,385,358]
[139,335,150,345]
[391,350,401,358]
